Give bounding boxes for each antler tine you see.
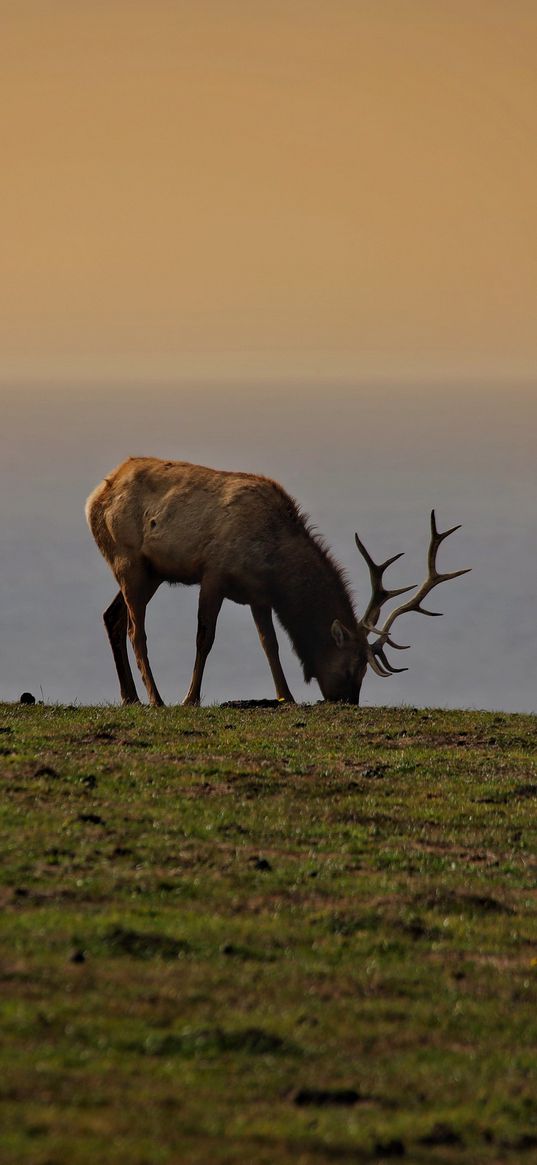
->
[354,532,404,573]
[365,636,409,676]
[366,643,398,678]
[372,642,409,675]
[355,532,415,627]
[428,510,462,575]
[376,512,471,636]
[363,624,410,651]
[361,511,470,679]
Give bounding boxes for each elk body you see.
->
[85,457,469,706]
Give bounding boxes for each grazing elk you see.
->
[85,457,469,706]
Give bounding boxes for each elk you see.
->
[85,457,469,706]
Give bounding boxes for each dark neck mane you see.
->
[270,508,358,682]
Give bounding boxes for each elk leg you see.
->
[103,590,140,704]
[183,582,223,706]
[123,573,164,707]
[251,603,295,703]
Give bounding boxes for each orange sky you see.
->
[1,0,536,383]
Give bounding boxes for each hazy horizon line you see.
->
[1,371,536,393]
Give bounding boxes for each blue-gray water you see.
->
[0,381,534,711]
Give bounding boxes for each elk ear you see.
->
[331,619,351,649]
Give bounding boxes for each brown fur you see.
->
[85,457,369,705]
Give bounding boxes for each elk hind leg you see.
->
[103,590,140,704]
[251,604,295,702]
[123,572,164,707]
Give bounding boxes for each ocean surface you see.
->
[1,380,535,712]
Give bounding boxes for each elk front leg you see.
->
[183,581,224,706]
[103,590,140,704]
[251,603,295,703]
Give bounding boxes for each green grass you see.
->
[1,701,536,1163]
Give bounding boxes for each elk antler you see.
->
[355,511,471,677]
[354,533,415,628]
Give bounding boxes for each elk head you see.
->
[314,617,369,704]
[354,510,470,689]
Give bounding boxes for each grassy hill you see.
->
[1,702,536,1163]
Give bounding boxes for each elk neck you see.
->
[270,525,358,682]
